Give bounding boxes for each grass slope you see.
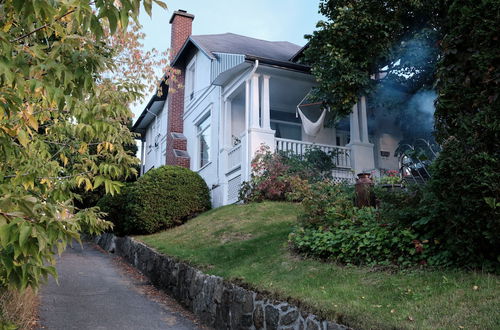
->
[137,202,499,329]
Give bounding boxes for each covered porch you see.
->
[219,67,375,203]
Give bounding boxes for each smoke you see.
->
[406,90,437,133]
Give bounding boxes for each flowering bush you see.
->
[239,144,335,203]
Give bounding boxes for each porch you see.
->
[219,68,375,204]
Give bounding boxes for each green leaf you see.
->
[0,224,10,246]
[19,223,31,248]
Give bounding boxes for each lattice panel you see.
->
[331,169,356,184]
[227,175,241,203]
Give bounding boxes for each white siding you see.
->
[143,101,168,172]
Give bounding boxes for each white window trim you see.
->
[196,112,211,170]
[186,56,196,103]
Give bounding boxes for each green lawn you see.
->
[137,202,499,329]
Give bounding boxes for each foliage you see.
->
[426,0,500,269]
[123,166,211,235]
[239,144,336,203]
[376,170,402,185]
[306,0,499,269]
[95,184,131,236]
[0,0,166,290]
[292,181,426,266]
[303,0,443,121]
[299,181,354,227]
[289,208,423,266]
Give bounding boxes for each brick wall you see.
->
[166,10,194,168]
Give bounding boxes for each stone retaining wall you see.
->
[94,233,351,330]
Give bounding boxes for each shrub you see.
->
[239,144,336,203]
[98,166,211,235]
[289,208,423,266]
[299,181,354,227]
[124,166,211,234]
[290,181,427,267]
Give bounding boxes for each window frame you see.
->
[196,113,211,170]
[186,57,196,101]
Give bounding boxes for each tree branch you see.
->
[11,8,77,43]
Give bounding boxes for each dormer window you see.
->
[186,59,196,101]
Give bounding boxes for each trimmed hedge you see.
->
[125,166,211,234]
[97,166,211,235]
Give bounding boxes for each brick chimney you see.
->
[166,10,194,168]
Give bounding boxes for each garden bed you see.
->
[137,202,499,329]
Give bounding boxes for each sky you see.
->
[132,0,324,120]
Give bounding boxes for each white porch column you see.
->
[224,99,232,148]
[261,75,271,130]
[360,96,369,143]
[347,98,375,174]
[350,103,361,143]
[250,74,260,129]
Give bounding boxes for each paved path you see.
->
[38,242,205,330]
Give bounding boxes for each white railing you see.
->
[227,144,242,171]
[275,138,351,169]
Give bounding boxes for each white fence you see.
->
[275,138,351,169]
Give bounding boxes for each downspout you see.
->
[140,139,145,176]
[244,59,259,181]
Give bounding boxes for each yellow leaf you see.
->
[78,143,88,154]
[3,21,13,32]
[27,113,38,131]
[60,154,68,166]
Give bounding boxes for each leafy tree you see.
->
[304,1,443,116]
[0,0,166,290]
[305,0,500,267]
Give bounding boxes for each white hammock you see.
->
[297,107,326,137]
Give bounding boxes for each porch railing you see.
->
[275,138,351,169]
[227,144,242,171]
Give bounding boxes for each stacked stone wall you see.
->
[94,234,351,330]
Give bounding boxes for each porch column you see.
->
[261,75,271,130]
[223,99,232,148]
[347,98,375,174]
[350,103,361,143]
[360,96,369,143]
[250,74,260,129]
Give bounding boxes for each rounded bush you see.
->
[125,165,211,234]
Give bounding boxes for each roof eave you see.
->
[244,55,311,73]
[171,37,215,68]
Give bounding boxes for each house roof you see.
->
[172,33,303,67]
[192,33,301,61]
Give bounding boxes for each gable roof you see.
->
[192,33,301,61]
[172,33,302,67]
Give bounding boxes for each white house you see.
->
[132,10,402,207]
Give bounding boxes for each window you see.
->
[271,121,301,141]
[197,115,211,168]
[186,60,196,100]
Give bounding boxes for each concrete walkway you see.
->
[38,242,205,330]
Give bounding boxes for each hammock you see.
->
[296,91,327,137]
[298,107,326,136]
